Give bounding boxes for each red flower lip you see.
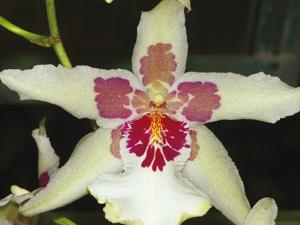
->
[121,112,190,171]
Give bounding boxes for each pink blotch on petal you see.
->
[39,171,50,188]
[121,114,190,171]
[189,130,200,160]
[94,77,133,119]
[131,89,151,114]
[110,126,122,159]
[177,81,221,122]
[140,43,177,86]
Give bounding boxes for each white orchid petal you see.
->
[32,128,59,177]
[89,171,211,225]
[0,187,40,207]
[14,189,41,205]
[172,72,300,124]
[89,122,211,225]
[0,65,143,128]
[0,195,13,207]
[244,198,278,225]
[183,125,250,225]
[10,186,30,197]
[132,0,188,90]
[20,128,122,216]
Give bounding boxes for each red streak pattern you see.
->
[121,113,190,171]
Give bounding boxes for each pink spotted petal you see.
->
[173,71,300,124]
[132,0,188,90]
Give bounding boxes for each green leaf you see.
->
[53,217,78,225]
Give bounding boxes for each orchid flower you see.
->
[0,0,299,225]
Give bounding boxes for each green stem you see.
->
[46,0,72,68]
[0,16,53,47]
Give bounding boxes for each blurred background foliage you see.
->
[0,0,300,224]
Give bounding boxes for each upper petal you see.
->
[20,127,122,216]
[183,125,250,225]
[132,0,188,96]
[171,72,300,124]
[0,65,144,128]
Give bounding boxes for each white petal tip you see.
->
[0,195,13,206]
[244,198,278,225]
[105,0,113,3]
[10,185,30,197]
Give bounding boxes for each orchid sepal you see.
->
[183,125,251,225]
[20,127,122,216]
[244,198,278,225]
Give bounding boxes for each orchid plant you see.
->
[1,0,299,225]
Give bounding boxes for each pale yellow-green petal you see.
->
[244,198,277,225]
[0,65,99,120]
[0,65,140,129]
[20,128,122,216]
[183,125,250,225]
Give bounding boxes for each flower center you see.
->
[150,111,163,143]
[152,93,165,107]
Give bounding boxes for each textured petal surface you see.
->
[132,0,187,94]
[20,128,122,216]
[244,198,277,225]
[172,72,300,124]
[89,125,211,225]
[0,65,143,128]
[183,125,250,225]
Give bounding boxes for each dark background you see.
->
[0,0,299,223]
